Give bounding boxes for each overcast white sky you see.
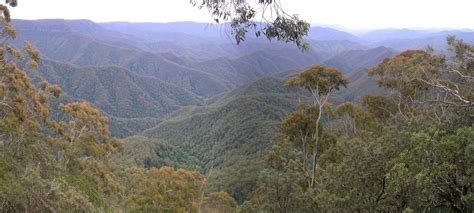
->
[12,0,474,30]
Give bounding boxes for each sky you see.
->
[12,0,474,31]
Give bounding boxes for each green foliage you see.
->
[314,128,401,211]
[141,76,306,202]
[370,41,473,111]
[0,41,120,212]
[2,2,473,212]
[14,19,337,138]
[124,166,204,212]
[190,0,310,49]
[116,136,202,170]
[362,94,398,122]
[387,126,473,211]
[282,106,319,145]
[201,192,237,213]
[0,7,215,211]
[31,60,203,119]
[240,139,318,212]
[285,64,348,189]
[286,65,349,96]
[241,37,474,212]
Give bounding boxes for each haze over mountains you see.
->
[12,18,473,201]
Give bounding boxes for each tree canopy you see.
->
[0,1,237,211]
[190,0,310,49]
[242,37,473,212]
[0,0,473,212]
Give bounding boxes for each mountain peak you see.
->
[308,26,361,42]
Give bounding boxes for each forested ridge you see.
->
[1,1,473,212]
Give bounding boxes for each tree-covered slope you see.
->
[131,45,398,202]
[14,19,362,140]
[136,76,306,202]
[309,39,367,60]
[15,19,346,98]
[23,58,203,137]
[323,47,399,102]
[32,59,202,118]
[192,46,324,86]
[323,46,398,74]
[13,19,230,97]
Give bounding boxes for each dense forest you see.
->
[0,0,473,212]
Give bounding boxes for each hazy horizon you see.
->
[12,18,474,35]
[12,0,474,32]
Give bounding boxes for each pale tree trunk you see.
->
[308,87,330,189]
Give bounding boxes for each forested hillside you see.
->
[238,40,473,212]
[11,19,377,137]
[121,46,400,202]
[1,1,473,211]
[141,76,307,202]
[32,59,203,118]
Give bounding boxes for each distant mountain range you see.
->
[12,18,470,144]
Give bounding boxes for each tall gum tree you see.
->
[285,65,348,188]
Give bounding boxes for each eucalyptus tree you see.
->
[285,65,348,188]
[190,0,310,49]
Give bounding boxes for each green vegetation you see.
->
[0,4,236,211]
[190,0,310,49]
[14,19,345,138]
[140,77,307,202]
[33,59,203,118]
[240,37,473,212]
[1,1,473,212]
